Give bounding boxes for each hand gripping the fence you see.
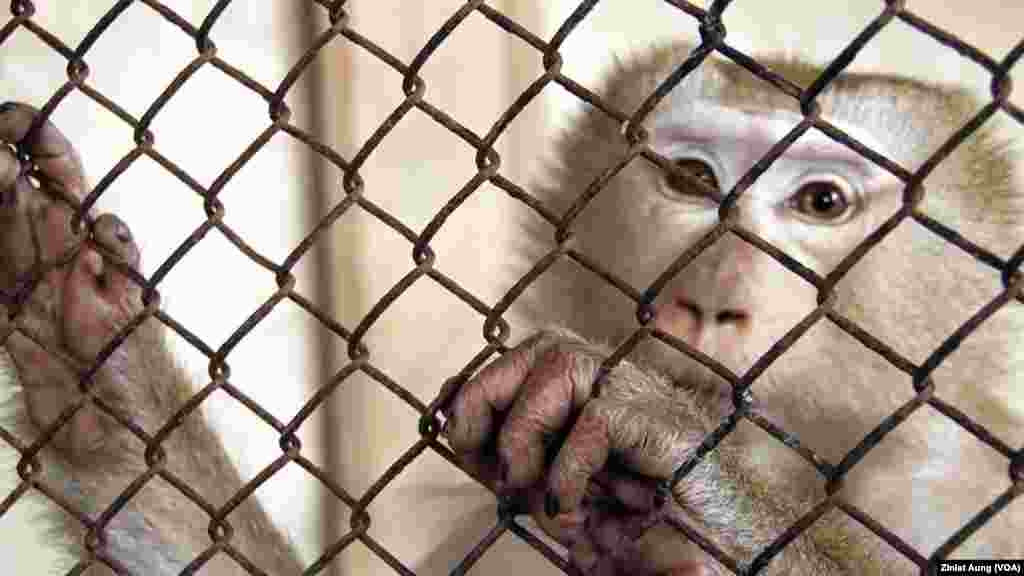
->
[445,327,902,575]
[447,329,718,576]
[0,101,148,460]
[0,102,304,576]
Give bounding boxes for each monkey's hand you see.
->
[0,102,157,462]
[0,103,305,575]
[447,329,713,576]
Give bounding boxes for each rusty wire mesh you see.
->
[0,0,1022,575]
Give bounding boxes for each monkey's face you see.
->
[545,68,1017,473]
[534,50,1019,502]
[568,101,902,395]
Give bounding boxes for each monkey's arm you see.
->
[447,330,895,575]
[0,103,304,575]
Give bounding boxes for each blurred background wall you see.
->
[2,1,1021,575]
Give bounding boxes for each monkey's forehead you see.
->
[648,76,942,170]
[650,104,888,169]
[615,43,975,170]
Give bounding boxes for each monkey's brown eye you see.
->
[665,158,719,197]
[791,180,855,223]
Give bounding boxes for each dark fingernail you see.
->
[653,486,668,509]
[0,102,16,114]
[623,514,660,540]
[115,222,132,243]
[545,492,561,517]
[499,459,509,485]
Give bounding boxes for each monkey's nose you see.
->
[656,297,750,348]
[675,298,750,326]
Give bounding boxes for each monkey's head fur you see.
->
[520,41,1023,562]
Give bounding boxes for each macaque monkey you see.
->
[447,43,1023,574]
[1,40,1021,576]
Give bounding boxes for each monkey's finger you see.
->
[567,534,603,574]
[92,213,141,272]
[447,332,549,454]
[0,102,86,201]
[62,214,144,362]
[0,132,21,200]
[569,504,649,576]
[0,169,51,280]
[564,501,704,576]
[547,398,695,514]
[592,467,664,512]
[446,448,504,489]
[0,103,89,285]
[524,484,587,545]
[497,345,602,488]
[4,330,108,455]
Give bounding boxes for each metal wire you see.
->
[0,1,1021,575]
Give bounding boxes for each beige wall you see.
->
[324,1,1022,575]
[0,2,322,571]
[317,2,554,573]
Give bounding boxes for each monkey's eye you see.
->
[789,178,857,223]
[664,158,719,197]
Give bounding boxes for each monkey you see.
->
[445,42,1023,574]
[1,39,1022,576]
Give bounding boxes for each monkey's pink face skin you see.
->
[631,105,900,366]
[0,102,145,459]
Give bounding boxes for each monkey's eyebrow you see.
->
[651,105,881,169]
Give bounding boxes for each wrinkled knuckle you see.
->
[518,399,556,434]
[457,379,488,421]
[521,329,561,367]
[504,343,534,380]
[0,150,19,187]
[498,426,533,464]
[556,346,606,400]
[523,348,578,401]
[568,413,611,474]
[538,345,575,377]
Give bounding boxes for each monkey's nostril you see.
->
[674,298,703,321]
[673,298,748,326]
[715,309,749,325]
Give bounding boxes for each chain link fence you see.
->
[1,0,1022,575]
